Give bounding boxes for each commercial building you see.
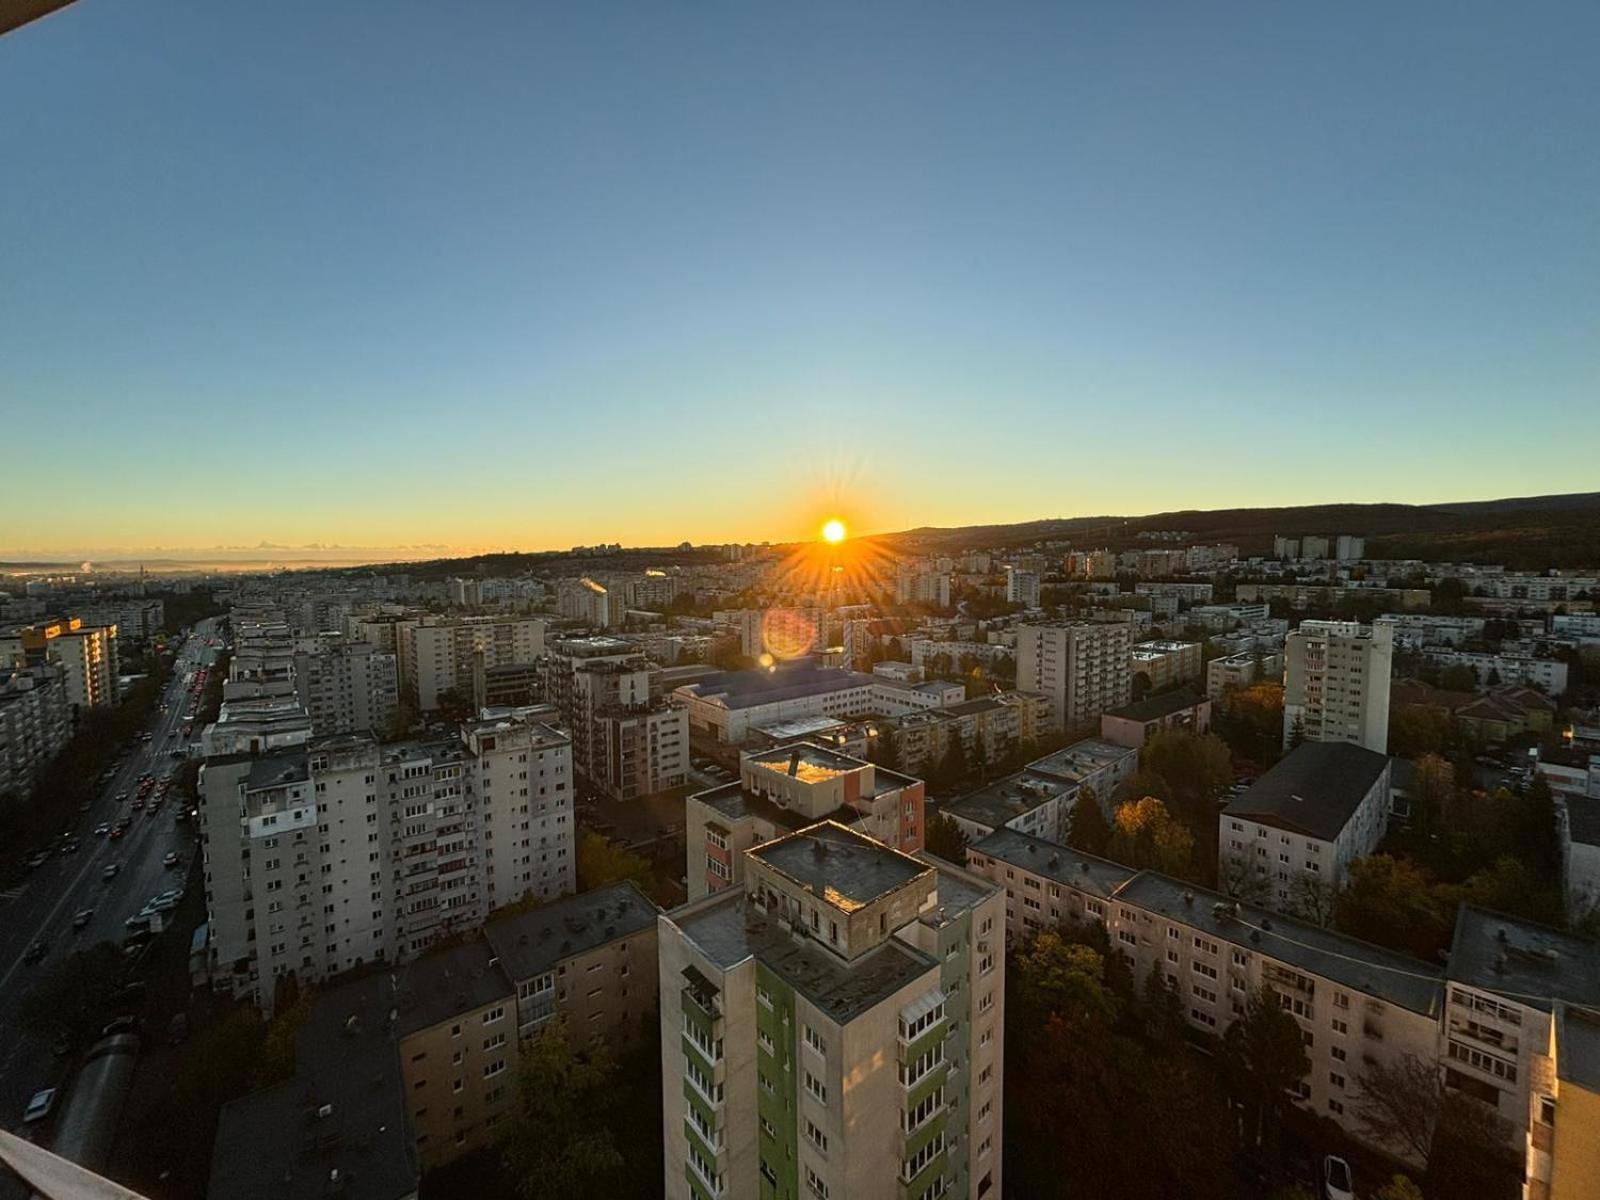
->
[1283,619,1394,754]
[1206,650,1285,699]
[1099,689,1211,749]
[659,821,1005,1200]
[684,743,925,900]
[675,660,881,745]
[398,616,547,712]
[1218,742,1392,916]
[1015,621,1133,734]
[1129,640,1203,692]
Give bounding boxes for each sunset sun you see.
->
[820,518,847,544]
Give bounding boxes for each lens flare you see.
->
[821,519,847,544]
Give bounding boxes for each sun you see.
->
[821,518,847,545]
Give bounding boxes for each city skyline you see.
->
[3,0,1598,556]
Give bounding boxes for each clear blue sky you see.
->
[2,0,1596,557]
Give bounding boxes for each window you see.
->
[900,1000,945,1042]
[1331,1018,1348,1035]
[804,1024,827,1058]
[482,1059,506,1079]
[482,1006,504,1025]
[805,1164,830,1199]
[901,1132,946,1182]
[899,1043,945,1089]
[805,1117,829,1152]
[805,1069,828,1104]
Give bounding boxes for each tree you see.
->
[1109,796,1195,877]
[1221,984,1310,1149]
[1067,790,1112,856]
[1462,856,1565,927]
[1334,855,1457,959]
[18,942,126,1045]
[1219,849,1272,904]
[1375,1177,1424,1200]
[1285,873,1336,926]
[1409,753,1455,838]
[500,1015,624,1199]
[1439,664,1481,693]
[1352,1052,1441,1164]
[924,812,968,863]
[575,831,653,895]
[1014,931,1117,1031]
[1287,716,1307,749]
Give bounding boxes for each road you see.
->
[0,620,218,1133]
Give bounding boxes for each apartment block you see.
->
[1283,619,1394,754]
[942,737,1139,843]
[1218,742,1391,917]
[1099,688,1211,749]
[967,830,1445,1168]
[1129,639,1203,692]
[1004,569,1040,609]
[0,662,71,797]
[0,616,120,711]
[398,616,547,712]
[293,635,400,737]
[659,821,1005,1200]
[1015,621,1133,734]
[685,743,926,900]
[1207,650,1285,699]
[897,568,953,609]
[199,711,574,1014]
[1422,648,1569,695]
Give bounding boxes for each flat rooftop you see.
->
[390,938,513,1038]
[1447,905,1600,1013]
[244,752,310,791]
[1221,741,1390,841]
[1025,738,1138,784]
[486,880,657,982]
[1557,1005,1600,1091]
[670,887,940,1023]
[751,715,848,741]
[746,742,868,784]
[969,827,1136,900]
[752,821,931,913]
[1107,688,1206,724]
[945,773,1071,830]
[679,662,875,710]
[1116,872,1445,1017]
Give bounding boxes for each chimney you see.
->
[789,749,802,777]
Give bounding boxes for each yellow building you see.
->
[1546,1005,1600,1200]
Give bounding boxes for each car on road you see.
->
[103,862,121,880]
[101,1015,138,1037]
[23,1088,57,1124]
[23,940,49,964]
[151,888,183,908]
[61,838,81,854]
[115,791,129,802]
[130,799,144,811]
[94,822,111,836]
[72,909,95,930]
[1323,1155,1354,1200]
[25,851,49,870]
[163,852,181,868]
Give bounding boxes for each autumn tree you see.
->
[1109,796,1195,877]
[500,1015,624,1199]
[1334,855,1457,959]
[1409,752,1455,839]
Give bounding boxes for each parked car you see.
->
[25,851,49,870]
[71,909,95,931]
[23,940,49,965]
[1323,1155,1354,1200]
[23,1088,57,1124]
[103,862,121,881]
[163,852,181,868]
[94,823,111,837]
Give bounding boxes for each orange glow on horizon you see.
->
[821,518,847,544]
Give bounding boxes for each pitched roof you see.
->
[1221,741,1391,841]
[1106,688,1207,724]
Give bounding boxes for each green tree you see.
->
[500,1015,624,1199]
[1221,984,1310,1149]
[575,831,654,895]
[924,812,968,863]
[17,942,126,1044]
[1409,752,1455,838]
[1015,931,1117,1030]
[1067,789,1112,857]
[1439,664,1481,693]
[1334,855,1457,959]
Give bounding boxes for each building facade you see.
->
[1282,619,1394,754]
[1015,621,1133,734]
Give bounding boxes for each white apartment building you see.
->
[199,711,574,1015]
[1004,569,1040,609]
[293,636,400,737]
[967,830,1445,1169]
[1015,621,1133,734]
[1283,619,1394,754]
[1207,650,1286,699]
[1218,741,1392,917]
[1381,613,1486,649]
[897,568,953,609]
[398,616,547,712]
[0,663,71,797]
[0,617,120,712]
[660,822,1005,1200]
[1422,648,1569,695]
[557,576,613,628]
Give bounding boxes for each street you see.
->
[0,620,217,1135]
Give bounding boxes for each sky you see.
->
[2,1,1597,560]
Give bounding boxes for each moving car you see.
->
[23,940,49,964]
[163,852,181,868]
[72,909,95,931]
[94,822,111,836]
[103,862,121,881]
[23,1088,57,1124]
[1323,1155,1354,1200]
[25,851,49,870]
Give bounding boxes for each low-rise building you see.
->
[1130,640,1203,692]
[1207,649,1285,699]
[1099,688,1211,748]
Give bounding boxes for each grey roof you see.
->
[669,888,940,1024]
[1567,798,1600,849]
[244,752,310,791]
[681,662,875,710]
[211,973,418,1200]
[1556,1005,1600,1091]
[969,827,1137,900]
[1446,905,1600,1013]
[1222,741,1391,841]
[751,821,931,911]
[945,773,1071,832]
[917,856,1000,918]
[944,697,1004,718]
[389,938,514,1038]
[1106,688,1207,724]
[1115,872,1446,1017]
[485,881,657,984]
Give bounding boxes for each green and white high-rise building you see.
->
[659,820,1004,1200]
